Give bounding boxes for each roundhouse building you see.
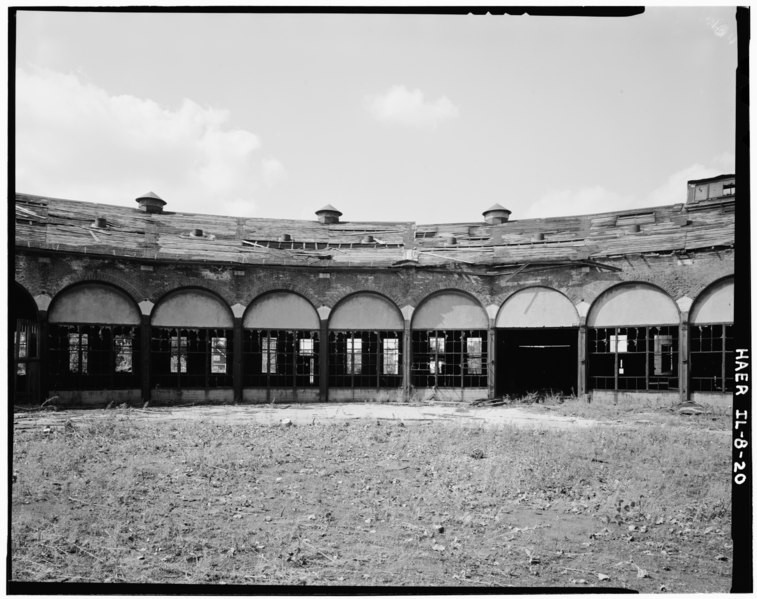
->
[13,174,736,408]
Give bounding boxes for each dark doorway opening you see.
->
[496,328,578,397]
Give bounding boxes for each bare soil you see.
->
[11,401,732,591]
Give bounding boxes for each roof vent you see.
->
[440,233,457,246]
[315,204,342,225]
[483,203,512,225]
[191,228,204,237]
[278,233,292,242]
[532,232,545,242]
[361,235,375,244]
[92,216,108,229]
[627,224,641,233]
[136,191,166,214]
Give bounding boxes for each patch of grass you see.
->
[11,410,731,590]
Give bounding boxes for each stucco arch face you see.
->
[244,292,320,329]
[496,287,579,328]
[329,293,403,330]
[587,283,679,327]
[690,279,734,324]
[49,283,140,325]
[412,291,488,330]
[152,289,233,328]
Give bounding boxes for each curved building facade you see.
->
[12,174,736,407]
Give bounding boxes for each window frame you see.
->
[588,325,679,391]
[689,323,734,392]
[243,329,320,388]
[328,330,403,388]
[151,327,233,389]
[410,329,488,389]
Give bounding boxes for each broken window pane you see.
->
[170,335,187,373]
[653,334,674,375]
[299,338,314,356]
[347,338,362,374]
[115,335,133,373]
[467,337,482,374]
[211,336,227,374]
[609,334,628,353]
[262,336,277,374]
[383,338,399,375]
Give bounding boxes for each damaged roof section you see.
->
[14,183,735,269]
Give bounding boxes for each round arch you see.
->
[244,291,320,329]
[48,281,141,325]
[496,286,579,328]
[152,287,233,328]
[329,292,404,330]
[13,282,38,321]
[412,290,488,330]
[690,277,734,324]
[587,282,679,327]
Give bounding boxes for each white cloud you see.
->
[15,67,285,217]
[365,85,459,129]
[647,155,735,206]
[525,154,735,219]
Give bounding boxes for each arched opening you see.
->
[689,278,734,393]
[328,292,404,390]
[586,283,680,392]
[495,287,579,397]
[13,283,40,403]
[411,291,488,389]
[47,282,141,392]
[242,291,321,394]
[150,288,234,390]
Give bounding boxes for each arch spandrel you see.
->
[690,279,734,324]
[496,287,579,328]
[412,292,488,330]
[587,283,679,327]
[329,293,403,330]
[244,292,320,329]
[152,289,233,328]
[49,283,140,325]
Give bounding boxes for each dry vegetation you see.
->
[11,403,732,591]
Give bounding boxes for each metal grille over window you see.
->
[410,330,488,388]
[48,324,140,389]
[328,331,403,388]
[151,328,233,389]
[690,324,734,392]
[243,330,319,388]
[588,325,679,391]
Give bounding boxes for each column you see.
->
[487,323,496,399]
[140,314,151,405]
[233,316,243,403]
[577,321,587,397]
[679,316,689,404]
[403,319,412,400]
[319,319,329,402]
[38,310,49,404]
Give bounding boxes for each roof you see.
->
[687,173,735,185]
[14,192,735,271]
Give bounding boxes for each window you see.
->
[329,331,402,388]
[346,338,363,375]
[49,324,139,389]
[151,328,232,389]
[588,326,679,391]
[243,330,319,387]
[16,331,28,375]
[411,330,487,388]
[262,336,278,374]
[690,324,734,392]
[723,183,735,196]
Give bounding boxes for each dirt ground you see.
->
[11,401,733,591]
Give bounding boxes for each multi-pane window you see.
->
[243,330,319,387]
[329,331,402,388]
[151,328,232,388]
[588,326,679,391]
[14,320,38,377]
[690,324,734,392]
[49,324,139,389]
[411,330,488,388]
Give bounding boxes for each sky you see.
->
[14,7,738,223]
